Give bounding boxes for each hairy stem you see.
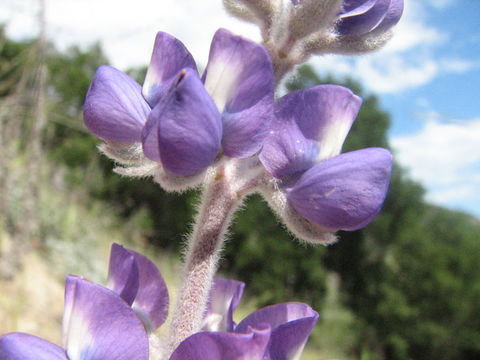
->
[167,166,241,354]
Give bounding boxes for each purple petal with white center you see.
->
[108,243,139,306]
[260,85,361,179]
[369,0,404,35]
[236,302,319,360]
[63,275,149,360]
[148,69,222,175]
[0,333,67,360]
[169,326,271,360]
[287,148,393,231]
[84,65,150,143]
[203,28,274,157]
[142,32,198,107]
[338,0,391,36]
[292,86,361,161]
[204,277,245,332]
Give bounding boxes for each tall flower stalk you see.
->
[168,166,240,351]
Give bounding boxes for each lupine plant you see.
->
[0,0,403,359]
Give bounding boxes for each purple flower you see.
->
[0,243,325,360]
[259,85,392,231]
[0,275,269,360]
[107,245,319,359]
[0,275,150,360]
[337,0,404,37]
[202,277,319,360]
[108,246,315,359]
[1,246,321,360]
[84,29,274,176]
[290,0,403,37]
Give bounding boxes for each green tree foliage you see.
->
[286,66,480,360]
[223,194,328,306]
[0,27,33,98]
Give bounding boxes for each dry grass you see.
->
[0,250,64,343]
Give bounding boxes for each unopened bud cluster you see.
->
[224,0,404,80]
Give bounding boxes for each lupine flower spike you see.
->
[81,15,398,353]
[1,1,406,358]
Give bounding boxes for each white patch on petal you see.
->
[204,58,241,113]
[202,313,223,332]
[288,340,308,360]
[143,66,162,101]
[63,309,95,360]
[316,115,354,161]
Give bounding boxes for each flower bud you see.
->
[337,0,404,38]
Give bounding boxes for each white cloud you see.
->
[423,0,456,10]
[439,58,480,73]
[2,0,476,90]
[353,56,438,93]
[312,53,478,94]
[0,0,260,69]
[391,115,480,214]
[383,5,446,53]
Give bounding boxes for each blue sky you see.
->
[1,0,479,217]
[384,2,480,136]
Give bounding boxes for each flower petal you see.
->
[260,85,361,179]
[169,326,271,360]
[203,28,274,157]
[63,275,149,360]
[143,32,198,107]
[221,98,273,158]
[107,244,169,332]
[338,0,391,36]
[107,243,139,306]
[341,0,377,16]
[236,302,319,360]
[128,247,169,332]
[141,83,171,162]
[203,277,245,332]
[369,0,404,35]
[289,85,362,161]
[84,65,150,143]
[259,117,318,179]
[287,148,393,231]
[148,69,222,175]
[0,333,66,360]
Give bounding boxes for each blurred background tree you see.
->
[1,31,479,360]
